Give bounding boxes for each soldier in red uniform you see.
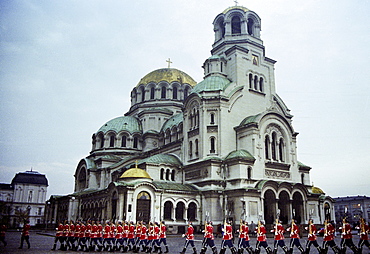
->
[200,221,218,254]
[339,218,359,253]
[286,219,304,253]
[89,221,100,251]
[180,221,197,254]
[103,220,113,251]
[356,218,370,253]
[127,221,136,252]
[237,220,254,254]
[146,221,155,253]
[18,219,31,249]
[72,221,81,251]
[271,220,289,254]
[138,221,148,252]
[255,220,273,254]
[0,224,7,247]
[159,221,169,253]
[51,222,64,250]
[122,221,129,252]
[304,219,322,254]
[78,221,88,251]
[85,220,92,251]
[220,220,237,254]
[152,222,162,253]
[134,221,142,252]
[319,220,340,254]
[115,221,124,251]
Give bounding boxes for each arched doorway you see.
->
[187,202,197,221]
[278,191,290,224]
[263,190,276,224]
[292,192,304,224]
[136,191,151,223]
[324,202,331,221]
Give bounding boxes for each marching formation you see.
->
[51,220,169,253]
[180,217,369,254]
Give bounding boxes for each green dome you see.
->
[97,116,142,134]
[191,75,231,94]
[161,113,183,132]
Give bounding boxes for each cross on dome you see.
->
[166,58,172,68]
[234,0,238,6]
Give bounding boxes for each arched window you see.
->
[259,77,264,92]
[173,86,178,99]
[141,87,145,102]
[164,201,173,220]
[279,138,285,162]
[272,132,277,160]
[150,87,155,99]
[210,113,215,125]
[210,137,215,153]
[98,134,104,148]
[187,202,197,221]
[254,75,258,90]
[133,137,138,149]
[265,136,270,159]
[249,74,253,89]
[175,202,185,221]
[160,168,165,180]
[231,16,241,35]
[121,136,127,147]
[247,18,254,35]
[161,86,166,99]
[109,135,115,147]
[195,139,199,156]
[171,169,175,181]
[166,169,170,181]
[247,167,252,179]
[189,141,193,157]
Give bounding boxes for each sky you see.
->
[1,0,369,199]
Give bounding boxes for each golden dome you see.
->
[136,68,196,87]
[311,186,325,194]
[119,166,151,179]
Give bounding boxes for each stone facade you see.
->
[46,5,333,232]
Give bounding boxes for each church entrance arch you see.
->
[136,191,151,223]
[263,190,276,224]
[278,191,290,224]
[292,192,304,224]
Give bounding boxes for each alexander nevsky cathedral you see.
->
[46,5,334,233]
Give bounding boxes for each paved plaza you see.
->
[0,230,365,254]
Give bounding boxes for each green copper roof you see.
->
[239,114,262,127]
[225,149,255,161]
[191,75,231,94]
[97,116,142,134]
[298,161,311,169]
[139,154,182,167]
[152,181,198,192]
[161,113,183,132]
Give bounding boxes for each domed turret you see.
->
[119,163,152,182]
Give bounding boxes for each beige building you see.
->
[46,5,333,232]
[0,170,48,227]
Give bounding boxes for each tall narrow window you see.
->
[259,77,264,92]
[171,170,175,181]
[121,136,127,147]
[173,86,178,99]
[195,139,199,156]
[133,137,138,149]
[247,167,252,179]
[189,141,193,157]
[166,169,170,181]
[210,113,215,125]
[99,134,104,148]
[161,86,166,99]
[150,87,155,99]
[231,16,241,34]
[265,136,270,159]
[279,138,285,162]
[249,74,253,89]
[247,18,254,35]
[141,87,145,102]
[160,168,165,180]
[210,137,215,153]
[109,135,115,147]
[254,75,258,90]
[272,132,277,160]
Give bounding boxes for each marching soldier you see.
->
[220,220,237,254]
[339,218,359,254]
[180,221,197,254]
[153,222,162,253]
[356,218,370,253]
[159,221,169,253]
[304,219,322,254]
[200,221,218,254]
[127,221,136,252]
[51,221,64,250]
[138,221,148,252]
[255,220,273,254]
[319,220,340,254]
[271,220,289,254]
[115,221,124,251]
[238,220,254,254]
[286,219,305,253]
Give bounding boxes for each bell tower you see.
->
[203,5,274,94]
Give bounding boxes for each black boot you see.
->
[164,246,169,253]
[193,247,197,254]
[212,246,218,254]
[255,248,261,254]
[231,247,238,254]
[298,246,305,253]
[51,243,56,250]
[180,247,187,254]
[247,247,255,254]
[219,248,226,254]
[200,247,206,254]
[266,247,273,254]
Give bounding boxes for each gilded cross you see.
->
[135,160,138,168]
[166,58,172,68]
[234,0,238,6]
